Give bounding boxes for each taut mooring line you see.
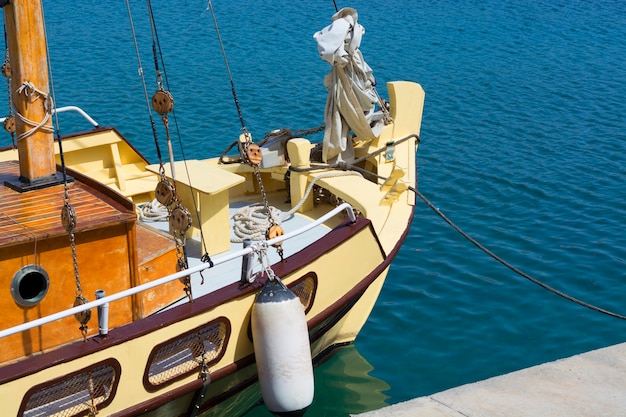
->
[412,186,626,321]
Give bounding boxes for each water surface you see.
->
[2,1,625,415]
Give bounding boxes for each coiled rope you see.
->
[412,186,626,321]
[230,171,363,242]
[139,199,169,222]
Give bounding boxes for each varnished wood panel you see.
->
[0,160,137,247]
[0,160,184,363]
[0,160,138,363]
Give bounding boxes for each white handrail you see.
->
[0,203,355,339]
[0,106,99,127]
[53,106,100,127]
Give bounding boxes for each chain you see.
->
[252,164,276,230]
[86,370,99,416]
[195,328,209,379]
[150,88,194,300]
[189,327,211,417]
[61,190,91,340]
[2,51,16,147]
[242,137,285,261]
[175,232,192,301]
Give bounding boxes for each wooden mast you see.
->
[3,0,58,190]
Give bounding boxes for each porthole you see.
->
[11,265,50,307]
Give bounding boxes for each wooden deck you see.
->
[0,160,137,247]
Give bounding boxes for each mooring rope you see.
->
[279,130,626,320]
[411,186,626,321]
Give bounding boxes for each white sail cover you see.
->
[314,8,381,163]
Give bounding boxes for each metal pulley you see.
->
[155,179,176,206]
[151,88,174,116]
[3,115,15,133]
[169,203,192,233]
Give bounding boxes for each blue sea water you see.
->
[3,0,626,415]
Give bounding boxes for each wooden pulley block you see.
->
[151,88,174,116]
[73,295,92,325]
[1,61,10,77]
[169,203,192,233]
[3,115,15,133]
[266,224,284,247]
[61,202,77,233]
[155,179,175,206]
[246,143,263,166]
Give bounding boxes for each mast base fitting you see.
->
[4,172,73,193]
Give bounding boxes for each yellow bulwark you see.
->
[52,128,158,204]
[147,160,245,254]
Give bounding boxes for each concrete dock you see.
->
[353,342,626,417]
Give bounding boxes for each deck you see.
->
[0,160,136,247]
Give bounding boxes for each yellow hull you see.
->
[1,217,392,416]
[0,81,424,416]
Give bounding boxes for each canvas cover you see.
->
[314,8,382,163]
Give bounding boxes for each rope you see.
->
[219,125,325,165]
[229,171,362,242]
[207,0,247,132]
[288,170,362,214]
[139,199,169,222]
[288,133,420,173]
[14,81,54,141]
[231,205,283,243]
[412,186,626,321]
[125,0,164,166]
[262,130,626,321]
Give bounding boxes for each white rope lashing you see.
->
[15,81,54,141]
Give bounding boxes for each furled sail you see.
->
[314,8,383,163]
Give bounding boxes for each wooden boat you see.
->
[0,2,424,416]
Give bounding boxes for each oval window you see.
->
[11,265,50,307]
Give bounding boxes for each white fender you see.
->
[251,278,314,416]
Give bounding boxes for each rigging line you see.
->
[2,26,15,148]
[145,0,185,152]
[206,0,247,132]
[332,0,339,12]
[145,2,211,260]
[40,3,63,167]
[125,0,164,165]
[146,0,163,83]
[412,186,626,321]
[2,209,38,263]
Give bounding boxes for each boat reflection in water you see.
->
[243,345,390,416]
